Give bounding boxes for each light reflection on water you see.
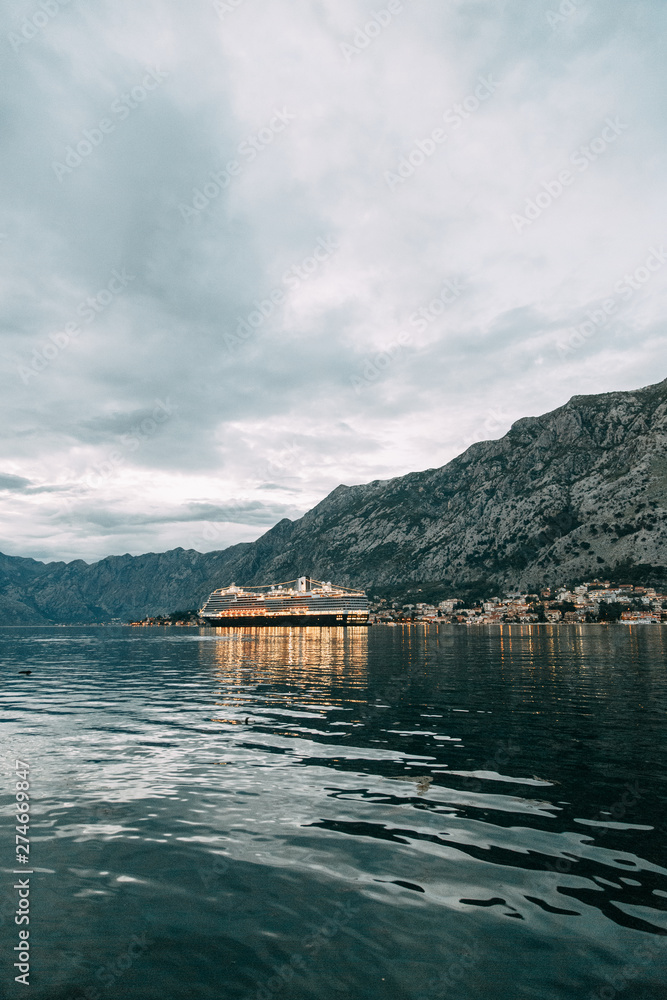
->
[0,624,666,1000]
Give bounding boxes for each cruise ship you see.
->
[199,576,369,626]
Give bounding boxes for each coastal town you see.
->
[369,580,667,625]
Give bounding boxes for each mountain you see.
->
[2,377,667,622]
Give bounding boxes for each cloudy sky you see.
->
[1,0,666,564]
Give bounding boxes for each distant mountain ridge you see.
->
[2,377,667,622]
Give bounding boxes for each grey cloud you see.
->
[0,473,32,492]
[50,499,298,530]
[1,0,666,561]
[176,502,297,525]
[0,472,67,495]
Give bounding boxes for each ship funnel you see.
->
[296,576,312,592]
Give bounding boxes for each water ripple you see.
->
[1,624,666,1000]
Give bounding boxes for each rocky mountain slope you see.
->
[2,378,667,622]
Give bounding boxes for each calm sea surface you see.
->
[1,624,666,1000]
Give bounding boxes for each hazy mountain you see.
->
[2,378,667,622]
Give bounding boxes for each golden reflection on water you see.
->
[202,626,369,699]
[199,623,667,722]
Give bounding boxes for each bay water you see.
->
[1,624,666,999]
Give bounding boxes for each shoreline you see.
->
[1,621,665,628]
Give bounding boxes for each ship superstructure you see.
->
[199,576,369,626]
